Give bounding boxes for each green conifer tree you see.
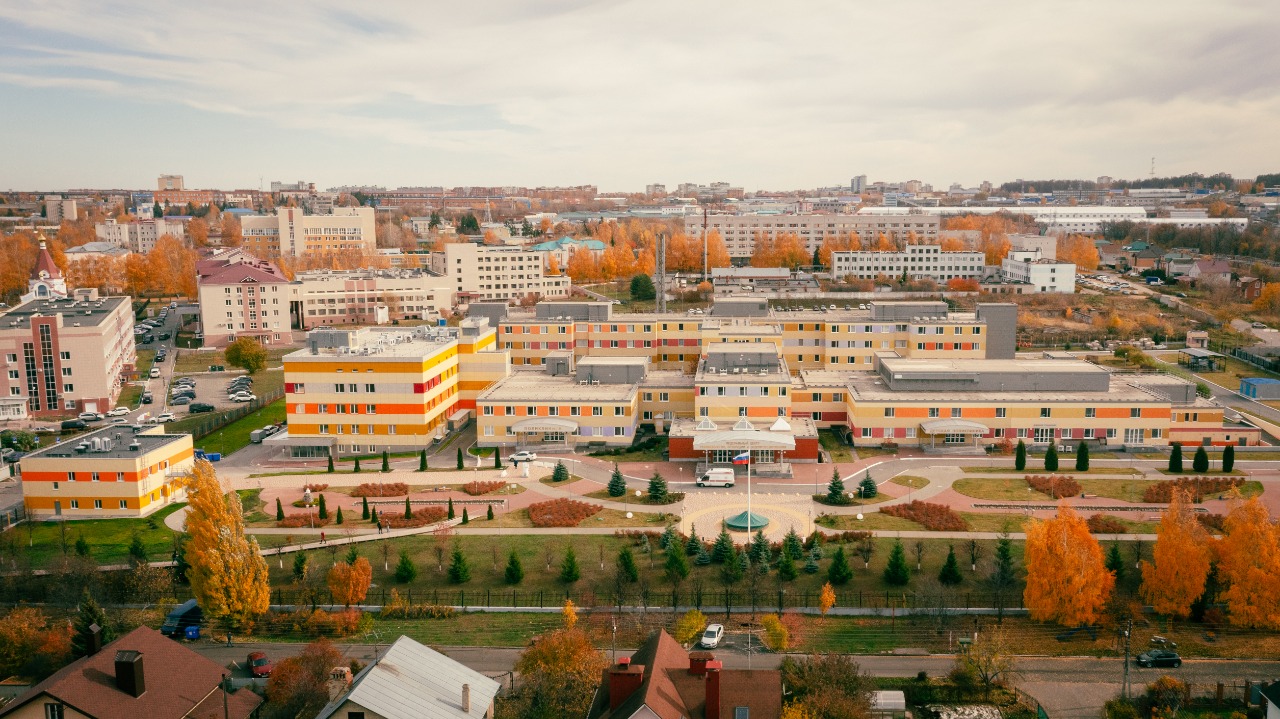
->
[608,463,627,497]
[827,546,853,585]
[1015,439,1027,471]
[559,546,580,583]
[361,496,369,520]
[1169,442,1183,473]
[395,550,417,583]
[317,493,328,520]
[939,545,963,586]
[1075,442,1090,471]
[883,540,911,586]
[1044,444,1059,472]
[617,547,639,582]
[504,550,524,584]
[1193,445,1210,473]
[276,497,285,521]
[447,544,471,584]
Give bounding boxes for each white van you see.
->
[696,468,736,488]
[149,367,161,378]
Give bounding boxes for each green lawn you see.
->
[117,383,145,409]
[135,349,156,375]
[960,466,1142,475]
[167,400,286,455]
[889,474,928,489]
[958,512,1031,533]
[819,430,854,463]
[8,503,184,568]
[816,512,922,531]
[173,346,294,374]
[588,436,668,463]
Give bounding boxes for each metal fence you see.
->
[183,388,284,441]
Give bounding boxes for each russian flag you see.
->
[732,451,750,465]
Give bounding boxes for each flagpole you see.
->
[746,440,752,535]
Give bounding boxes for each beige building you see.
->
[685,213,941,259]
[291,268,454,330]
[195,250,293,347]
[440,243,571,302]
[95,218,186,253]
[241,207,375,258]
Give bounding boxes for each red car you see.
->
[247,651,273,678]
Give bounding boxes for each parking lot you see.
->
[158,372,258,416]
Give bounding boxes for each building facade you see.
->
[999,249,1076,293]
[685,213,941,259]
[95,218,187,253]
[196,251,293,347]
[241,207,375,258]
[291,268,454,331]
[440,243,571,302]
[830,245,986,282]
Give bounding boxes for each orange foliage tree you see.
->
[1140,488,1212,619]
[1057,235,1100,270]
[947,277,980,292]
[774,233,808,270]
[1023,505,1114,625]
[0,607,74,679]
[1217,497,1280,628]
[265,638,344,719]
[327,556,373,608]
[939,236,968,252]
[565,246,601,283]
[705,230,732,271]
[818,233,855,268]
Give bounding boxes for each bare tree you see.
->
[968,538,983,572]
[954,628,1017,699]
[913,540,926,571]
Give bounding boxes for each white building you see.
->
[830,245,986,282]
[1000,249,1076,293]
[44,196,78,223]
[439,243,571,302]
[685,213,941,259]
[1008,233,1057,259]
[1141,217,1249,231]
[95,218,187,253]
[291,267,454,330]
[858,205,1147,234]
[240,207,375,258]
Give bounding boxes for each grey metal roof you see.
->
[316,636,500,719]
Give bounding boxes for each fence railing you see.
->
[185,389,284,441]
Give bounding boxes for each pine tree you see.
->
[1106,542,1125,585]
[711,527,736,564]
[858,471,877,499]
[1015,440,1027,471]
[1169,443,1183,473]
[354,458,361,473]
[804,549,820,574]
[883,540,911,586]
[494,451,502,469]
[828,547,853,585]
[327,455,334,473]
[461,507,469,525]
[276,497,285,521]
[939,545,963,585]
[447,544,471,584]
[991,536,1017,589]
[317,494,328,520]
[1075,442,1090,471]
[1193,445,1210,473]
[686,525,702,556]
[826,468,848,505]
[552,461,569,482]
[1044,444,1059,472]
[419,449,428,472]
[1223,444,1235,473]
[783,527,804,561]
[665,546,690,583]
[382,450,390,472]
[750,529,771,566]
[486,504,495,521]
[720,550,745,584]
[559,546,580,583]
[648,471,668,503]
[777,553,798,581]
[345,545,359,565]
[695,542,712,565]
[293,551,308,580]
[361,496,369,520]
[447,497,455,520]
[504,550,524,584]
[71,589,113,657]
[660,524,678,550]
[394,550,417,583]
[617,547,639,582]
[404,496,412,520]
[335,507,344,525]
[128,534,148,566]
[457,448,464,470]
[608,463,626,497]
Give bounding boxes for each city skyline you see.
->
[1,0,1278,191]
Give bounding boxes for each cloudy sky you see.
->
[1,0,1277,193]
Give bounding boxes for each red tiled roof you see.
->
[0,627,261,719]
[31,242,62,280]
[199,262,290,285]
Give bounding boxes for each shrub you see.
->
[379,590,456,619]
[1197,513,1227,533]
[528,498,602,528]
[349,482,409,497]
[1025,474,1082,498]
[1142,477,1244,503]
[881,501,969,531]
[462,480,505,496]
[265,608,371,637]
[1086,514,1128,534]
[302,483,330,493]
[277,514,331,528]
[382,506,447,529]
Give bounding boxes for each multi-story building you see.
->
[860,205,1147,234]
[290,268,454,331]
[241,207,375,258]
[195,250,293,347]
[830,244,986,282]
[997,249,1076,293]
[95,218,187,253]
[43,195,78,223]
[20,425,194,519]
[157,174,185,191]
[0,288,135,417]
[439,243,571,302]
[686,213,941,259]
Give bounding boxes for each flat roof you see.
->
[577,356,648,367]
[0,296,130,330]
[847,374,1164,403]
[26,426,188,461]
[639,370,696,388]
[477,370,638,402]
[878,356,1107,375]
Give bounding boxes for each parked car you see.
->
[231,393,257,403]
[60,419,87,431]
[1135,649,1181,668]
[247,651,273,678]
[78,412,104,422]
[158,332,171,341]
[189,402,215,414]
[154,412,177,423]
[171,396,191,406]
[32,425,55,433]
[141,392,154,404]
[108,407,130,417]
[700,624,725,649]
[149,368,161,378]
[509,450,537,464]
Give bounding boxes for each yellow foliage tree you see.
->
[327,556,373,608]
[1057,234,1100,270]
[819,582,836,619]
[565,246,600,283]
[1252,283,1280,315]
[705,230,732,270]
[818,233,854,268]
[1217,498,1280,628]
[673,608,707,645]
[562,598,578,629]
[1140,489,1212,619]
[750,234,779,268]
[774,233,809,270]
[780,703,818,719]
[1023,505,1114,626]
[183,460,271,629]
[939,236,968,252]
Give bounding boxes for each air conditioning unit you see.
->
[1060,445,1070,452]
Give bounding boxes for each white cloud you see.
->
[0,0,1278,189]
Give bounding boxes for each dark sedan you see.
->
[1136,649,1181,668]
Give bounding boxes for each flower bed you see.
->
[528,498,602,528]
[1025,475,1082,499]
[277,514,331,528]
[1143,477,1244,503]
[880,501,969,531]
[1086,513,1127,534]
[382,506,447,529]
[462,480,505,496]
[349,482,409,497]
[302,483,330,493]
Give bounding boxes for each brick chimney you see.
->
[608,659,646,710]
[689,651,714,676]
[113,650,145,698]
[705,663,723,719]
[462,683,471,713]
[327,666,353,701]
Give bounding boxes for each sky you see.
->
[1,0,1278,193]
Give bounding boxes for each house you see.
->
[1189,259,1232,286]
[1163,255,1197,278]
[0,626,261,719]
[1235,276,1265,301]
[316,635,500,719]
[586,630,782,719]
[1258,681,1280,719]
[1130,247,1161,270]
[1097,242,1129,270]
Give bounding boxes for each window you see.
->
[615,426,625,436]
[119,500,128,509]
[483,406,494,416]
[549,406,559,416]
[951,407,962,418]
[571,406,580,416]
[735,707,750,719]
[1130,408,1141,418]
[739,386,747,396]
[1040,408,1051,418]
[365,383,376,392]
[44,702,65,719]
[484,426,494,436]
[1124,428,1144,443]
[884,408,895,417]
[1085,407,1096,418]
[93,499,102,509]
[1084,428,1095,438]
[614,406,624,416]
[592,406,603,416]
[59,351,71,360]
[699,407,709,417]
[996,407,1006,418]
[69,500,79,509]
[862,427,872,438]
[91,472,99,482]
[319,424,330,434]
[659,392,669,402]
[928,408,940,418]
[526,406,536,416]
[7,370,17,379]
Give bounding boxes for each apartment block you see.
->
[21,426,194,519]
[830,244,986,282]
[684,213,940,259]
[195,250,293,347]
[95,218,187,253]
[291,268,454,331]
[997,249,1076,293]
[241,207,375,258]
[440,243,571,301]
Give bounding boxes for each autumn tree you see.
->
[503,627,608,719]
[1139,489,1212,619]
[220,213,243,247]
[1023,505,1114,625]
[1057,234,1100,270]
[1253,283,1280,315]
[187,217,210,247]
[673,608,707,645]
[265,638,344,719]
[1217,497,1280,628]
[0,607,74,680]
[226,337,268,374]
[183,460,271,630]
[779,653,873,719]
[327,556,373,608]
[954,628,1016,699]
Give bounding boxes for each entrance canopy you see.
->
[919,418,989,435]
[692,429,796,451]
[512,418,579,433]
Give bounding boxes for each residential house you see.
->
[1235,276,1265,301]
[1188,259,1232,286]
[316,635,500,719]
[0,626,261,719]
[1130,247,1161,270]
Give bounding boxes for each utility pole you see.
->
[1122,618,1132,699]
[655,233,668,313]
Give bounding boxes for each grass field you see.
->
[8,503,183,568]
[117,383,145,409]
[957,512,1030,533]
[890,475,928,489]
[167,400,286,456]
[819,431,855,463]
[960,466,1143,475]
[953,476,1263,503]
[816,512,922,531]
[173,346,295,374]
[588,436,669,463]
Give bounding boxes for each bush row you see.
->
[881,501,969,531]
[1025,474,1082,498]
[349,482,409,497]
[1143,476,1244,503]
[528,498,602,527]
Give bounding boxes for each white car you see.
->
[154,412,177,423]
[231,393,257,403]
[700,624,725,649]
[108,407,130,417]
[509,451,537,464]
[78,412,104,422]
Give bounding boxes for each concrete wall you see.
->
[976,304,1017,359]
